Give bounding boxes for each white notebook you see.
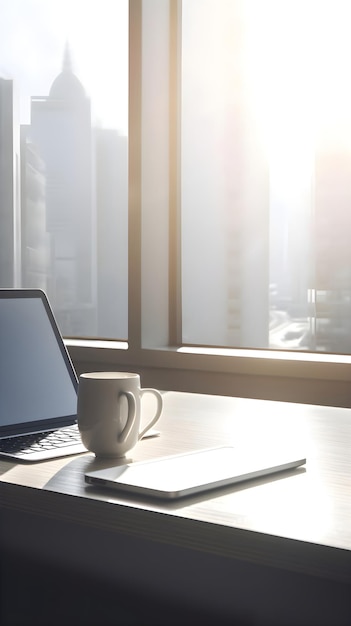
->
[85,446,306,500]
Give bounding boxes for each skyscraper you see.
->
[28,47,97,335]
[313,141,351,352]
[20,126,50,291]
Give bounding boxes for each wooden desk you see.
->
[1,391,351,625]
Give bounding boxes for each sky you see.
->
[0,0,128,134]
[1,0,350,147]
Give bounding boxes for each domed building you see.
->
[49,47,87,102]
[27,46,97,335]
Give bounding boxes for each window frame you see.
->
[67,0,351,409]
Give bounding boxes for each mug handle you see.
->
[117,390,136,443]
[138,389,163,440]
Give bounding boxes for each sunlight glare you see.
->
[244,0,351,165]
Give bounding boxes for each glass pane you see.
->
[0,0,128,339]
[181,0,351,353]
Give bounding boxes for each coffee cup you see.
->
[77,372,163,458]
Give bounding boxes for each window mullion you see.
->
[168,0,182,347]
[128,0,142,351]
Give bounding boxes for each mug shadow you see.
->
[43,453,131,495]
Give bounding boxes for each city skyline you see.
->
[1,50,128,339]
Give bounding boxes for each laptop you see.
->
[85,446,306,500]
[0,288,87,462]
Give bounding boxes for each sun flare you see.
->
[244,0,351,162]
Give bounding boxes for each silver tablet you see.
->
[84,446,306,500]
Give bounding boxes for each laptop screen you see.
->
[0,290,78,437]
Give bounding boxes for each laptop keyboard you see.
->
[0,425,82,456]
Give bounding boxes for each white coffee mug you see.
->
[77,372,163,458]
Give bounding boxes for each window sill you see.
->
[65,339,351,381]
[65,340,351,407]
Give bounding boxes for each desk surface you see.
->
[1,391,351,588]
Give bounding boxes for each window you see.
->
[0,0,128,339]
[181,0,351,354]
[2,0,351,406]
